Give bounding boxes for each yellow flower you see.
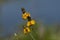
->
[24,29,27,34]
[24,27,31,34]
[27,20,36,27]
[22,12,30,20]
[26,27,30,32]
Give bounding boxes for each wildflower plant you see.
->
[21,8,40,40]
[10,8,40,40]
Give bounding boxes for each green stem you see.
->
[29,33,36,40]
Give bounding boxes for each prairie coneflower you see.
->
[23,26,31,34]
[22,12,30,20]
[27,20,36,27]
[21,8,30,20]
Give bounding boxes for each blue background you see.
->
[0,0,60,37]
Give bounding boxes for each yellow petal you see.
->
[31,20,35,25]
[26,13,30,17]
[27,21,31,27]
[26,27,31,32]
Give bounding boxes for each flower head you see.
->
[27,20,36,27]
[22,12,30,20]
[23,26,31,34]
